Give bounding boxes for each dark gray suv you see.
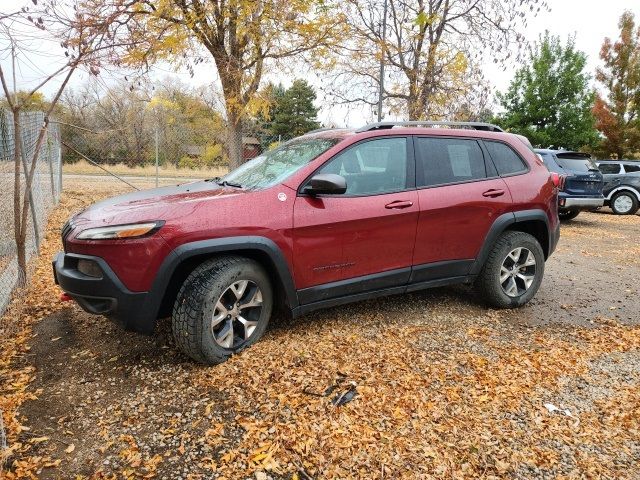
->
[595,160,640,215]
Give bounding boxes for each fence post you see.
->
[47,135,55,198]
[155,123,159,188]
[57,129,62,200]
[19,123,40,251]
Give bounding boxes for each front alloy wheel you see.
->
[172,256,273,365]
[611,192,639,215]
[211,280,263,349]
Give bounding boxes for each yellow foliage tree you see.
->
[111,0,345,169]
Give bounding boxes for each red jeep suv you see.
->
[54,122,560,364]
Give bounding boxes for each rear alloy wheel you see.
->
[558,209,580,221]
[172,256,273,365]
[499,247,537,298]
[474,231,545,308]
[610,192,639,215]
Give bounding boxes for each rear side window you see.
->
[598,163,621,174]
[485,141,528,176]
[415,137,486,187]
[624,164,640,173]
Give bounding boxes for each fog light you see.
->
[77,259,102,278]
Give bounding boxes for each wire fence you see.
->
[0,110,62,316]
[60,105,282,186]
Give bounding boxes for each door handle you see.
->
[385,200,414,209]
[482,189,505,198]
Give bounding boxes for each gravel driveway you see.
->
[4,178,640,479]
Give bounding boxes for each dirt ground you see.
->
[2,176,640,479]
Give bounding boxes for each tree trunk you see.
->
[226,109,244,170]
[12,109,27,287]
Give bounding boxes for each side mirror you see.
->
[304,173,347,195]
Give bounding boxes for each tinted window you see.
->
[598,163,621,174]
[485,141,527,175]
[316,137,407,195]
[624,164,640,173]
[555,155,598,173]
[416,137,486,187]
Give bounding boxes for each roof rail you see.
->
[355,121,504,133]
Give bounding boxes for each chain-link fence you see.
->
[60,112,283,187]
[0,110,62,315]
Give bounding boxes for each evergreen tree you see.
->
[270,80,321,140]
[497,32,599,150]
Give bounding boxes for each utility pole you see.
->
[377,0,388,122]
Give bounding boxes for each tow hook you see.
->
[60,293,73,302]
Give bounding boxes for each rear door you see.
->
[412,136,513,282]
[292,136,419,299]
[555,152,603,196]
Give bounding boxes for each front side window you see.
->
[485,141,528,176]
[315,137,408,195]
[416,137,486,187]
[223,137,339,190]
[598,163,622,174]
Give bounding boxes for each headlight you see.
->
[76,221,164,240]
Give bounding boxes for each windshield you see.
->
[555,155,598,173]
[223,138,340,190]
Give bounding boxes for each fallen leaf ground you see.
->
[1,177,639,479]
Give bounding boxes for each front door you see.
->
[292,136,419,302]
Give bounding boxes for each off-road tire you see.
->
[474,231,545,309]
[172,256,273,364]
[558,209,580,221]
[610,192,639,215]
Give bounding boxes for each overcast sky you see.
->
[2,0,639,127]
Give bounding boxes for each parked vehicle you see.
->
[534,149,604,221]
[54,121,560,364]
[595,160,640,215]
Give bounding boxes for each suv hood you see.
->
[72,181,247,226]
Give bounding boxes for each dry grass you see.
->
[62,159,228,179]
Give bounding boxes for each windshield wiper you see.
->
[208,177,243,188]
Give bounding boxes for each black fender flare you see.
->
[469,209,552,276]
[145,236,299,323]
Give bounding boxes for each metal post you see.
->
[47,134,55,198]
[19,124,40,251]
[154,122,159,188]
[58,136,63,199]
[377,0,388,122]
